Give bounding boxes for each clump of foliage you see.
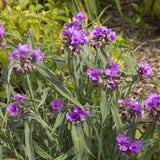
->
[0,9,160,160]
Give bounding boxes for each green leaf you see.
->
[111,104,124,134]
[19,0,29,9]
[53,112,65,131]
[115,0,123,18]
[24,119,35,160]
[35,61,83,108]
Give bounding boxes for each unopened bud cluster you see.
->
[118,98,142,126]
[10,43,44,74]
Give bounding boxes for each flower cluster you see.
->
[7,93,26,116]
[88,25,117,47]
[62,12,89,56]
[66,106,89,125]
[144,93,160,121]
[118,98,142,126]
[10,43,44,74]
[87,52,124,91]
[0,22,6,47]
[137,62,152,83]
[117,134,142,155]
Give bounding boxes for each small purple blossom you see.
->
[87,68,101,80]
[105,68,119,77]
[74,106,89,118]
[18,43,31,56]
[100,26,109,34]
[0,22,5,36]
[65,22,72,27]
[129,140,142,155]
[66,112,79,121]
[52,99,63,111]
[33,48,44,61]
[72,17,81,24]
[14,93,27,102]
[7,102,18,116]
[71,30,85,44]
[117,134,130,151]
[110,31,117,41]
[9,49,19,61]
[76,12,86,19]
[141,63,152,77]
[144,93,159,109]
[89,25,102,38]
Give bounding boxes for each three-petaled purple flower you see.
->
[129,140,142,155]
[33,48,44,61]
[66,106,89,122]
[87,68,101,80]
[18,43,31,56]
[144,93,160,109]
[0,22,5,36]
[7,102,18,116]
[74,106,89,118]
[141,63,152,77]
[117,134,130,151]
[66,112,79,121]
[52,99,63,111]
[14,93,27,102]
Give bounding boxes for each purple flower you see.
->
[117,134,130,151]
[33,48,44,61]
[129,140,142,155]
[0,22,5,36]
[9,49,19,61]
[7,102,18,116]
[105,68,119,77]
[144,93,158,109]
[14,93,27,102]
[66,112,79,121]
[52,99,63,111]
[72,17,81,24]
[71,30,84,44]
[65,22,72,27]
[89,25,102,38]
[100,26,110,34]
[110,31,117,41]
[109,80,116,87]
[141,63,152,77]
[130,102,141,111]
[76,12,86,19]
[87,68,101,80]
[62,28,70,36]
[18,43,31,55]
[74,106,89,118]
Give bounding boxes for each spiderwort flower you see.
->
[144,93,159,109]
[141,63,152,77]
[129,140,142,155]
[52,99,63,111]
[74,106,89,118]
[87,68,101,80]
[14,93,27,102]
[66,112,79,121]
[89,25,102,38]
[116,134,130,151]
[7,102,18,116]
[33,48,44,61]
[18,43,31,56]
[0,22,5,36]
[76,12,86,19]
